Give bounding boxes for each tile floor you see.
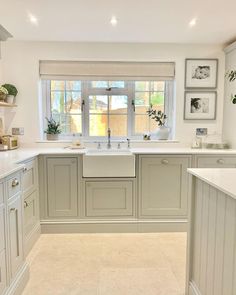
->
[22,233,186,295]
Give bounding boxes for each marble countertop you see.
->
[188,168,236,200]
[1,146,236,180]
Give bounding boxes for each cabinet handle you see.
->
[23,166,27,172]
[24,201,28,208]
[217,159,225,164]
[161,159,169,165]
[12,178,19,187]
[10,208,16,212]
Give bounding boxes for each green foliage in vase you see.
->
[147,105,167,127]
[44,117,61,134]
[2,84,18,96]
[225,70,236,104]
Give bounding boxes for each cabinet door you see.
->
[24,190,38,236]
[0,205,5,252]
[196,156,236,168]
[139,156,190,217]
[85,181,133,217]
[47,158,78,217]
[0,250,7,295]
[8,194,23,278]
[22,159,38,196]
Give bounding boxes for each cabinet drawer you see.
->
[85,181,134,217]
[197,156,236,168]
[7,172,21,199]
[24,190,38,236]
[0,250,7,295]
[0,205,5,252]
[22,159,37,196]
[0,183,3,204]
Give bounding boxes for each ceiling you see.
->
[0,0,235,44]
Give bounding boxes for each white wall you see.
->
[1,41,225,146]
[223,42,236,148]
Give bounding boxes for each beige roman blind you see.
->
[39,60,175,81]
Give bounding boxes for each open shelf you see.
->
[0,101,17,107]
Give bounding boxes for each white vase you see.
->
[155,126,170,140]
[6,95,15,104]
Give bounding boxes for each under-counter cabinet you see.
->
[0,183,7,295]
[195,155,236,168]
[84,180,135,218]
[139,155,191,218]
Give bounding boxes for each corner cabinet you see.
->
[138,155,191,218]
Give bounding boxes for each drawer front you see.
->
[197,156,236,168]
[23,159,38,196]
[85,181,134,217]
[0,250,7,295]
[0,205,5,252]
[0,183,3,204]
[7,172,21,199]
[24,190,38,236]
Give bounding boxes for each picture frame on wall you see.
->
[184,91,217,120]
[185,58,218,89]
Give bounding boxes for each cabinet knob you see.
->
[23,166,27,172]
[217,159,225,164]
[12,178,19,187]
[24,201,28,208]
[161,159,169,165]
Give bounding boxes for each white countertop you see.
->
[188,168,236,200]
[1,146,236,180]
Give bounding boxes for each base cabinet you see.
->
[24,190,39,237]
[196,155,236,168]
[84,180,134,218]
[139,155,190,218]
[0,250,7,295]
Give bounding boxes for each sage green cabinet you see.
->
[84,180,134,218]
[196,155,236,168]
[24,190,39,236]
[46,157,78,218]
[139,155,191,218]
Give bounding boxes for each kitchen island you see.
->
[187,168,236,295]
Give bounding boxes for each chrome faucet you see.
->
[107,128,111,149]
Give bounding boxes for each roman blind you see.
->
[39,60,175,81]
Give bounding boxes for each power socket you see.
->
[12,127,24,135]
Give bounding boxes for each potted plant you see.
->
[0,86,8,102]
[44,117,61,140]
[225,70,236,104]
[147,106,170,140]
[2,84,18,104]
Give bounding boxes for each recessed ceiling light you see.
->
[110,16,118,26]
[189,18,197,27]
[28,13,38,25]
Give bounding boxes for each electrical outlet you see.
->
[12,127,24,135]
[196,128,208,136]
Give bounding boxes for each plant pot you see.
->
[155,126,170,140]
[6,95,15,104]
[46,134,59,141]
[0,93,7,102]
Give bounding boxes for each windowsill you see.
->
[36,139,179,144]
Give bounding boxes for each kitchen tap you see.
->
[107,128,111,149]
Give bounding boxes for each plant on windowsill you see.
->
[225,70,236,104]
[2,84,18,104]
[147,105,170,140]
[0,86,8,102]
[44,117,61,141]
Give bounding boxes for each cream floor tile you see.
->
[22,233,186,295]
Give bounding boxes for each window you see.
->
[43,80,174,139]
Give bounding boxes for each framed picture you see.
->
[185,59,218,88]
[184,91,217,120]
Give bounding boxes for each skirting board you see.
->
[41,219,187,234]
[189,281,202,295]
[24,223,41,256]
[5,262,29,295]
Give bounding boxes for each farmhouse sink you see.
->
[83,149,135,177]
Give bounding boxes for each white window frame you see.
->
[43,79,174,140]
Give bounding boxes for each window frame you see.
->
[43,79,174,140]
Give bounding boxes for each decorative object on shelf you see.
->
[184,91,217,120]
[225,70,236,104]
[2,84,18,104]
[143,133,151,140]
[185,59,218,88]
[147,106,170,140]
[0,86,8,101]
[44,117,61,140]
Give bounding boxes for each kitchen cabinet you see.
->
[139,155,191,218]
[0,250,7,295]
[196,155,236,168]
[84,180,134,218]
[46,157,78,217]
[22,158,38,196]
[24,190,39,237]
[7,193,24,278]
